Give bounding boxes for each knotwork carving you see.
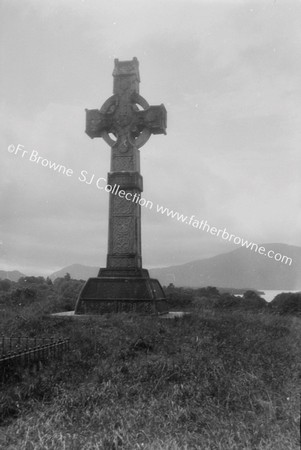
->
[112,217,134,253]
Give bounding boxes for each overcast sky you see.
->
[1,0,300,276]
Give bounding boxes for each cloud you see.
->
[1,0,300,274]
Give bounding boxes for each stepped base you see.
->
[74,269,168,315]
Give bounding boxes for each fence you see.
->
[0,337,70,382]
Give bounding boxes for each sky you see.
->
[1,0,301,276]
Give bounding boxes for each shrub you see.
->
[51,278,84,311]
[4,288,38,306]
[270,292,301,316]
[213,293,242,309]
[191,296,216,310]
[242,291,268,310]
[243,290,261,300]
[164,286,193,309]
[195,286,220,297]
[0,279,12,292]
[18,276,47,285]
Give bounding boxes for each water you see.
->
[259,289,301,303]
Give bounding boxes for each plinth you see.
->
[75,269,168,314]
[74,58,168,315]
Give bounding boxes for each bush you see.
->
[243,290,261,300]
[191,296,217,310]
[18,276,47,285]
[3,287,38,306]
[213,293,241,309]
[0,279,12,292]
[195,286,220,297]
[242,291,268,310]
[164,285,194,309]
[270,292,301,316]
[213,292,268,312]
[51,278,84,311]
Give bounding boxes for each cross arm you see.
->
[85,95,118,139]
[85,109,112,139]
[133,104,167,136]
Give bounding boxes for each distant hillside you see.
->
[0,270,26,282]
[48,243,301,290]
[50,264,98,281]
[150,243,301,290]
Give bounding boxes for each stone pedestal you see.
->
[75,269,168,314]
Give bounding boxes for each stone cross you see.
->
[75,57,168,314]
[85,57,167,270]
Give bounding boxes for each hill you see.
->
[0,270,26,282]
[150,243,301,290]
[48,243,301,290]
[50,263,98,281]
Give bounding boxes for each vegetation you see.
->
[0,278,300,449]
[270,292,301,316]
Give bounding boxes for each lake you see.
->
[259,289,301,303]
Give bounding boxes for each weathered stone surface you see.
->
[76,277,168,314]
[75,58,167,315]
[112,156,135,171]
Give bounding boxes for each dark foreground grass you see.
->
[0,308,300,449]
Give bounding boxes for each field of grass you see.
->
[0,281,300,449]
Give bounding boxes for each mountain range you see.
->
[1,243,300,290]
[150,243,301,290]
[49,243,301,290]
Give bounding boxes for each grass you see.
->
[0,286,300,449]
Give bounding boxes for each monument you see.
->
[75,57,168,314]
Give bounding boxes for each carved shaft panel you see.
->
[106,171,142,269]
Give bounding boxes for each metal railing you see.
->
[0,337,70,381]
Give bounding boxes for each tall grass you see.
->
[0,304,300,449]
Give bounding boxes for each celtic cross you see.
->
[85,57,167,270]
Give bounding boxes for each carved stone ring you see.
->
[99,93,152,149]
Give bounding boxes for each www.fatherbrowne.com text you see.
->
[7,144,293,266]
[155,206,292,266]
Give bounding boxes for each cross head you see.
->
[85,57,167,153]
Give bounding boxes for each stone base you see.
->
[74,270,168,315]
